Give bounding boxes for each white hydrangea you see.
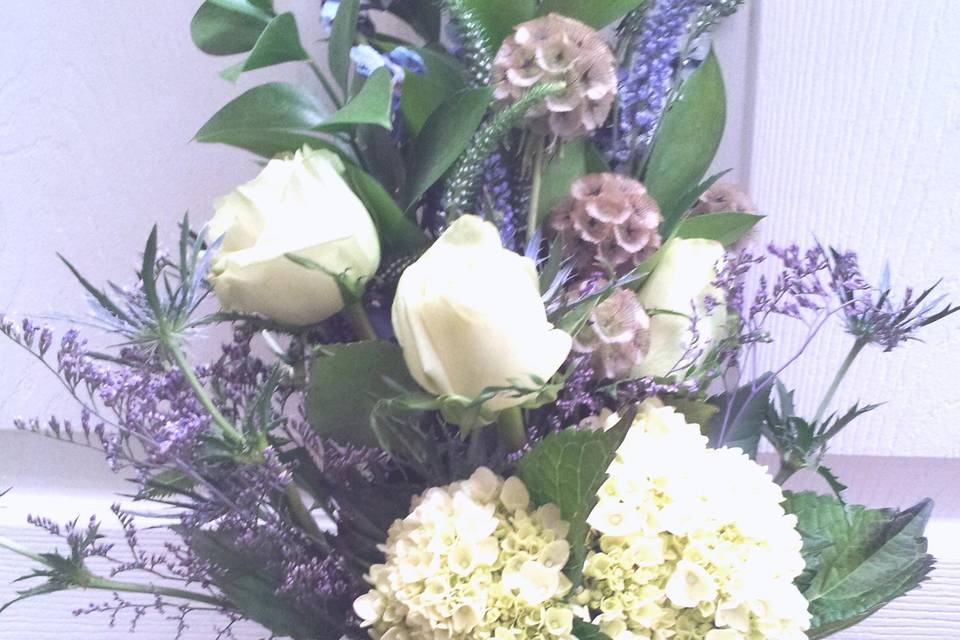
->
[353,468,577,640]
[579,403,810,640]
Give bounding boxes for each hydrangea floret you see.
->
[579,404,811,640]
[353,468,577,640]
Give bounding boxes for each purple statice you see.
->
[611,0,709,167]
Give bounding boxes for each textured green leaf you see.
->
[645,49,726,222]
[343,163,429,252]
[471,0,537,47]
[306,342,418,447]
[405,87,494,209]
[537,0,645,29]
[676,212,763,246]
[783,492,935,639]
[191,0,274,55]
[319,67,394,131]
[517,412,632,585]
[329,0,360,92]
[707,373,775,458]
[220,12,308,81]
[572,620,613,640]
[400,49,467,136]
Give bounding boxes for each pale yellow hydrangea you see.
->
[578,403,810,640]
[353,468,576,640]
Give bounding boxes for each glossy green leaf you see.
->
[306,342,418,447]
[405,87,494,209]
[534,138,607,227]
[195,82,338,157]
[318,67,394,131]
[388,0,442,41]
[518,411,633,585]
[572,620,612,640]
[190,0,274,55]
[401,49,468,136]
[659,169,730,240]
[537,0,645,29]
[676,212,764,246]
[220,12,308,81]
[645,49,726,220]
[343,164,429,252]
[472,0,537,47]
[783,492,935,638]
[329,0,361,92]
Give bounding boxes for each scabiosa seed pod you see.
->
[692,182,757,215]
[492,14,617,139]
[572,288,651,379]
[551,173,663,270]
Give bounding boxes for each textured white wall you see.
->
[1,0,958,638]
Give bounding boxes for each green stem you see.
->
[85,576,229,609]
[773,461,799,486]
[497,406,527,452]
[343,301,378,341]
[0,536,46,564]
[812,339,867,425]
[526,139,547,245]
[308,61,343,109]
[285,484,324,540]
[167,342,244,447]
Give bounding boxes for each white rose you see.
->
[207,146,380,326]
[391,215,571,412]
[634,238,726,378]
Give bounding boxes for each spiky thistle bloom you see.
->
[550,173,662,271]
[493,14,617,139]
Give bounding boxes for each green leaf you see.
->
[572,620,613,640]
[783,492,935,638]
[329,0,361,92]
[191,0,274,55]
[194,82,329,157]
[305,342,419,447]
[318,67,394,131]
[388,0,442,41]
[537,0,645,29]
[659,169,731,239]
[644,49,726,221]
[517,410,634,585]
[676,212,763,246]
[667,398,719,430]
[220,12,309,81]
[535,138,606,227]
[405,87,494,209]
[472,0,537,47]
[400,49,468,136]
[343,163,429,252]
[707,372,775,458]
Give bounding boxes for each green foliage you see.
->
[535,138,608,228]
[471,0,537,47]
[220,12,309,81]
[644,49,727,225]
[388,0,443,42]
[405,87,494,209]
[445,82,565,219]
[572,619,613,640]
[400,49,468,136]
[783,492,935,638]
[329,0,361,93]
[440,0,496,86]
[342,163,429,253]
[676,211,764,246]
[537,0,647,29]
[191,0,275,56]
[517,410,634,585]
[305,341,419,448]
[706,373,775,458]
[320,67,394,131]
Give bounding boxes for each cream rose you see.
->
[391,215,571,412]
[207,146,380,326]
[634,238,726,378]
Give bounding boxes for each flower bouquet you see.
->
[1,1,956,639]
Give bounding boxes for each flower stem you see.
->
[812,338,866,425]
[497,406,527,452]
[772,461,799,486]
[85,576,230,609]
[167,342,244,447]
[343,301,379,341]
[526,139,547,245]
[0,536,45,564]
[285,484,324,540]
